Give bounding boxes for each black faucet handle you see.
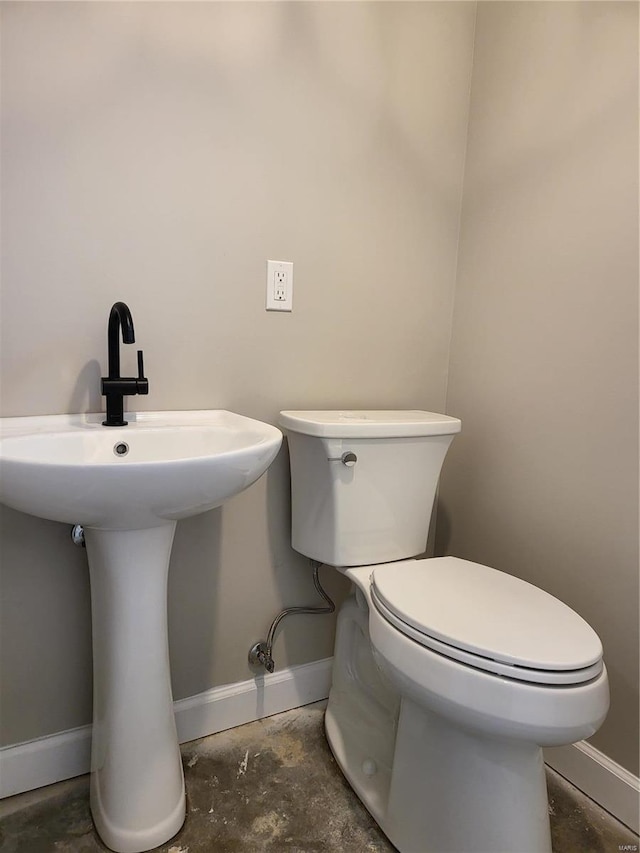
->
[136,350,149,395]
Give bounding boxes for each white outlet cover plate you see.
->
[266,260,293,312]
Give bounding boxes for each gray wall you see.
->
[0,2,476,745]
[2,0,637,785]
[437,1,639,776]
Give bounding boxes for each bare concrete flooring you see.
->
[1,703,637,852]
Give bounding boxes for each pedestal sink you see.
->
[0,410,282,852]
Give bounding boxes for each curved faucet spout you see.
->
[107,302,135,378]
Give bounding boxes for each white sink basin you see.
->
[0,410,282,530]
[0,409,282,853]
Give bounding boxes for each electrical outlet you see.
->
[266,260,293,312]
[274,270,286,301]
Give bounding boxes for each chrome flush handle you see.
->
[327,451,357,467]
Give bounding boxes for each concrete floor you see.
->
[0,703,637,852]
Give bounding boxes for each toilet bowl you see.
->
[279,410,610,853]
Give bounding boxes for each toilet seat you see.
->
[370,557,603,686]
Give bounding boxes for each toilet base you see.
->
[324,593,398,829]
[326,591,553,853]
[385,697,551,853]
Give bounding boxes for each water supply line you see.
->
[249,560,335,674]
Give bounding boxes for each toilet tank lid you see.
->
[279,410,462,438]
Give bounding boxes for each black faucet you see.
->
[101,301,149,427]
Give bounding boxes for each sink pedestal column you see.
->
[85,523,185,853]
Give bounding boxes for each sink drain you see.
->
[113,442,129,457]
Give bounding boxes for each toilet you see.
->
[279,410,609,853]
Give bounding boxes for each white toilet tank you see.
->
[279,411,461,567]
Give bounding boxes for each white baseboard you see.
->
[0,657,333,801]
[2,658,637,838]
[0,724,93,801]
[173,656,332,744]
[545,741,640,835]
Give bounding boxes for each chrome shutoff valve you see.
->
[249,642,275,674]
[70,524,86,547]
